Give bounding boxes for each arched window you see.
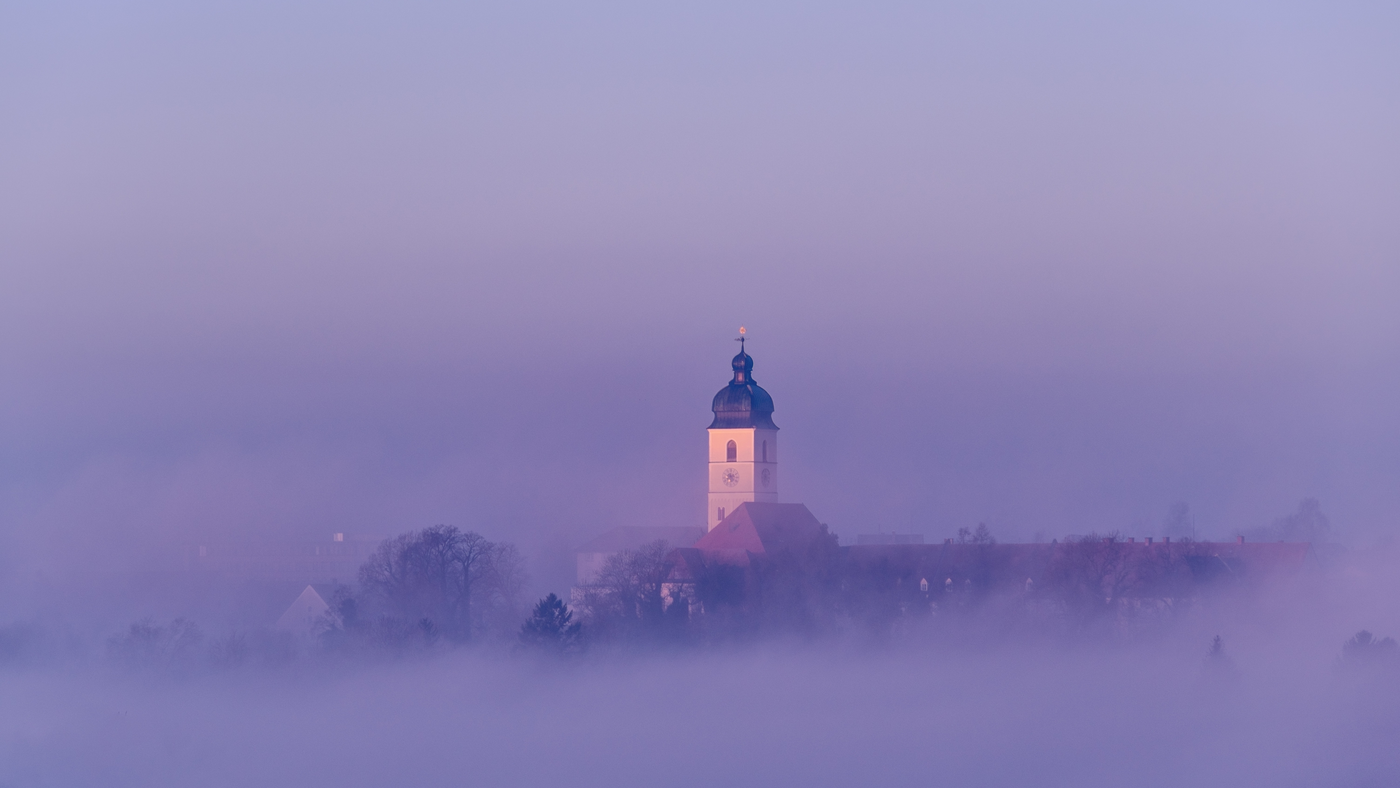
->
[726,440,736,462]
[761,440,767,463]
[717,507,726,522]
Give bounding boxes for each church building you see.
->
[571,333,825,587]
[574,333,1319,612]
[706,335,779,529]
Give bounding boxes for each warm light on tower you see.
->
[706,329,778,529]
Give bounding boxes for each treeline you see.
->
[324,525,526,652]
[546,530,1297,650]
[85,521,1344,671]
[100,525,529,672]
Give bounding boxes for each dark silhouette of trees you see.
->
[1199,634,1239,683]
[747,523,844,633]
[106,618,207,673]
[684,524,846,638]
[691,560,750,635]
[580,540,686,641]
[955,523,996,545]
[1338,630,1398,673]
[1208,635,1226,659]
[479,542,529,635]
[356,525,523,643]
[1045,533,1136,624]
[208,632,249,670]
[518,593,583,654]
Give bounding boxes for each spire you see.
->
[731,326,753,384]
[711,326,776,430]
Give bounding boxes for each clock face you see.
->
[722,468,740,487]
[760,468,771,487]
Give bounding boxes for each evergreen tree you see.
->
[519,593,582,654]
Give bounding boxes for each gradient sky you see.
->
[2,1,1398,595]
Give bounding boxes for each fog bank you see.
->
[4,637,1398,787]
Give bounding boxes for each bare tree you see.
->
[955,523,997,545]
[581,540,678,638]
[446,529,493,636]
[357,525,518,642]
[1046,533,1135,623]
[106,618,205,673]
[478,542,528,636]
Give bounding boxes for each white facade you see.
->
[707,426,778,529]
[275,585,332,635]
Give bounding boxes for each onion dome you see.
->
[709,341,778,429]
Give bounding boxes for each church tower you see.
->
[707,334,778,530]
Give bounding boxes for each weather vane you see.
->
[735,325,747,352]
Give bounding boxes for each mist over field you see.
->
[2,0,1399,785]
[4,555,1400,788]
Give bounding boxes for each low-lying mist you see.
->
[2,634,1397,787]
[3,543,1399,788]
[3,0,1398,784]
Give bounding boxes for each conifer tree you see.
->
[519,593,582,654]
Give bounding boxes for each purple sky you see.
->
[2,1,1398,594]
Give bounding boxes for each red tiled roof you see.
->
[692,503,826,555]
[1190,541,1313,573]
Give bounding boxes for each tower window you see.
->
[762,440,767,463]
[726,440,736,462]
[718,507,726,522]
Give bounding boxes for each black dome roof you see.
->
[709,344,778,430]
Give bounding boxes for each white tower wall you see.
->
[707,427,778,529]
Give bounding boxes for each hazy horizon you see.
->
[5,7,1396,583]
[4,3,1400,785]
